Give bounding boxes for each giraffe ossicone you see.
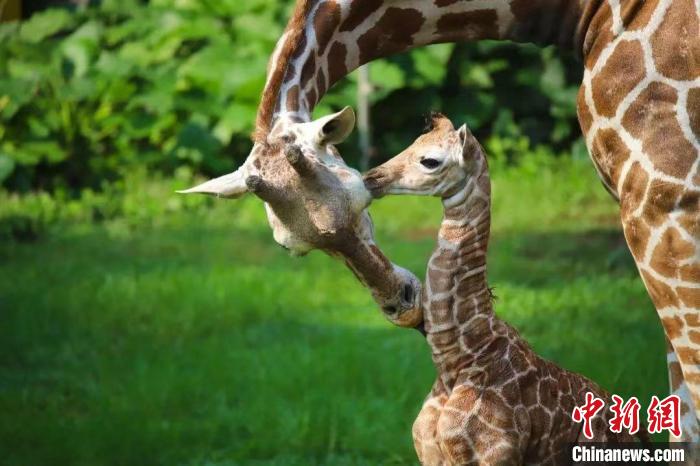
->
[179,107,423,327]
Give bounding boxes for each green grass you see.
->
[0,158,666,465]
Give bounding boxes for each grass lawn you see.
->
[0,158,666,465]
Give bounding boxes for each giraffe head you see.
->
[178,107,423,327]
[364,113,483,199]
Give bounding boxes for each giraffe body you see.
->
[182,0,700,429]
[577,1,700,438]
[365,114,643,465]
[412,344,627,465]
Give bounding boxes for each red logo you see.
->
[609,395,641,435]
[572,392,606,439]
[647,395,681,438]
[572,393,682,438]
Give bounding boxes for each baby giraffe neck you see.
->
[425,161,494,386]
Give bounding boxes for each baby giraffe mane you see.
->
[423,111,448,132]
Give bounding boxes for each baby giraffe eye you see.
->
[420,158,441,169]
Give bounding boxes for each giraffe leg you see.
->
[413,381,449,466]
[666,339,700,466]
[667,338,700,443]
[576,9,700,435]
[436,385,522,466]
[620,186,700,441]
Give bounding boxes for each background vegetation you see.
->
[0,0,582,195]
[0,1,667,465]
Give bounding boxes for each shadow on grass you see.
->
[1,313,432,465]
[488,227,638,287]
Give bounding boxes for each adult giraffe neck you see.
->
[254,0,596,142]
[425,161,494,383]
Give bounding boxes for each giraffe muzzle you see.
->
[381,270,423,328]
[363,168,392,198]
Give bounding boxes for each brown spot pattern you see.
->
[688,88,700,138]
[622,82,696,179]
[583,1,614,67]
[356,7,425,65]
[619,162,649,214]
[291,32,308,60]
[680,264,700,283]
[677,347,700,365]
[429,269,452,291]
[650,0,700,80]
[300,54,316,87]
[678,211,700,238]
[669,360,684,390]
[592,128,632,191]
[686,313,700,327]
[286,85,300,112]
[621,0,660,31]
[306,87,317,110]
[678,287,700,308]
[326,41,348,87]
[316,68,327,96]
[339,0,383,32]
[623,217,651,261]
[651,227,695,278]
[642,179,683,227]
[313,1,340,56]
[510,0,537,21]
[435,10,499,43]
[690,331,700,345]
[577,86,593,135]
[663,315,686,339]
[282,63,296,85]
[591,40,646,118]
[641,269,679,308]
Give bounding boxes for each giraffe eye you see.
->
[420,158,441,169]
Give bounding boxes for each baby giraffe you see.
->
[364,114,644,466]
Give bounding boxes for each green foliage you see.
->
[367,41,582,157]
[0,1,285,192]
[0,2,583,194]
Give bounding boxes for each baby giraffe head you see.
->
[364,113,484,199]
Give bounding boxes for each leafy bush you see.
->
[0,0,286,193]
[0,0,583,195]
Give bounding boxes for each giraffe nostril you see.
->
[363,174,387,197]
[402,283,414,304]
[363,175,378,188]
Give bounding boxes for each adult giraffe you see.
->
[183,0,700,442]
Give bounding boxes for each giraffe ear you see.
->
[457,124,479,156]
[457,124,469,149]
[316,106,356,145]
